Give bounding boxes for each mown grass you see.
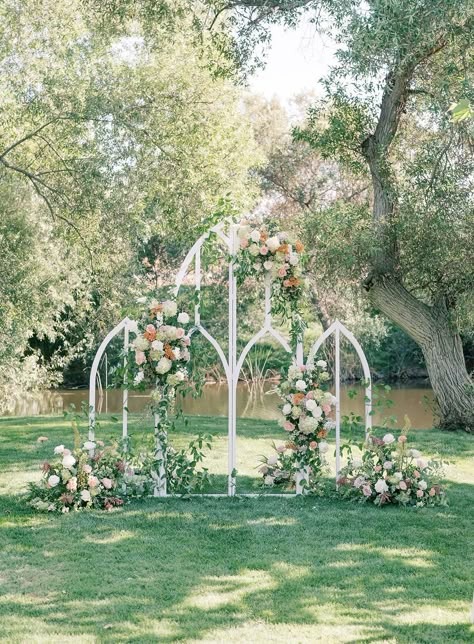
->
[0,413,473,643]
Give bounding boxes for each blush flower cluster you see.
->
[337,432,447,507]
[260,359,336,493]
[28,440,126,513]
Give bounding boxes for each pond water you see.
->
[4,381,436,428]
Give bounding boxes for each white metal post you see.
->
[228,224,238,496]
[154,413,167,497]
[335,324,341,482]
[123,323,129,440]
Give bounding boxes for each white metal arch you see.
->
[88,317,131,445]
[307,319,372,481]
[88,222,373,496]
[171,223,303,495]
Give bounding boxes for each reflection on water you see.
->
[3,381,435,428]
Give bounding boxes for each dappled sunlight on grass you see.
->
[0,414,473,642]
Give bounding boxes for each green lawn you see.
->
[0,413,473,643]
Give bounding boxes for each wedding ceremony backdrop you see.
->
[88,221,373,497]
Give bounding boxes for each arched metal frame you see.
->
[172,222,303,496]
[88,223,372,495]
[307,319,372,481]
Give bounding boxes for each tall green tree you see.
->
[0,0,261,402]
[215,0,474,431]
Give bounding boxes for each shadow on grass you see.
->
[0,414,473,642]
[0,484,473,642]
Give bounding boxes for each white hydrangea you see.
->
[237,224,251,239]
[163,300,177,317]
[316,359,327,369]
[156,357,172,374]
[318,441,329,453]
[151,340,164,351]
[288,365,303,381]
[288,254,299,266]
[132,336,150,351]
[134,371,145,385]
[291,406,302,419]
[299,416,319,435]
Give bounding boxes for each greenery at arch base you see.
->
[27,223,448,511]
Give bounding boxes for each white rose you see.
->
[409,449,421,458]
[175,370,186,382]
[83,441,96,450]
[250,229,261,243]
[248,244,260,257]
[264,475,275,486]
[177,312,190,325]
[267,455,278,466]
[267,236,280,252]
[282,403,292,415]
[318,441,329,454]
[127,320,139,334]
[295,379,307,391]
[48,474,60,487]
[80,489,91,502]
[62,454,76,469]
[156,357,172,374]
[383,433,395,444]
[163,300,177,317]
[263,260,273,271]
[316,359,327,369]
[134,371,145,385]
[311,405,323,418]
[54,445,65,455]
[151,340,164,351]
[394,471,403,481]
[375,479,389,494]
[305,399,317,412]
[288,254,299,266]
[418,480,427,490]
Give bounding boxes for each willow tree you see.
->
[210,0,474,431]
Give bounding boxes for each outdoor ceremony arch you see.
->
[88,221,372,496]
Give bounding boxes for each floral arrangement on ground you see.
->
[260,359,336,494]
[28,436,127,513]
[337,431,447,507]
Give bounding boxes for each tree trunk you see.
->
[365,276,474,433]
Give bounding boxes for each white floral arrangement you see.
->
[337,432,447,507]
[233,222,306,339]
[260,359,336,493]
